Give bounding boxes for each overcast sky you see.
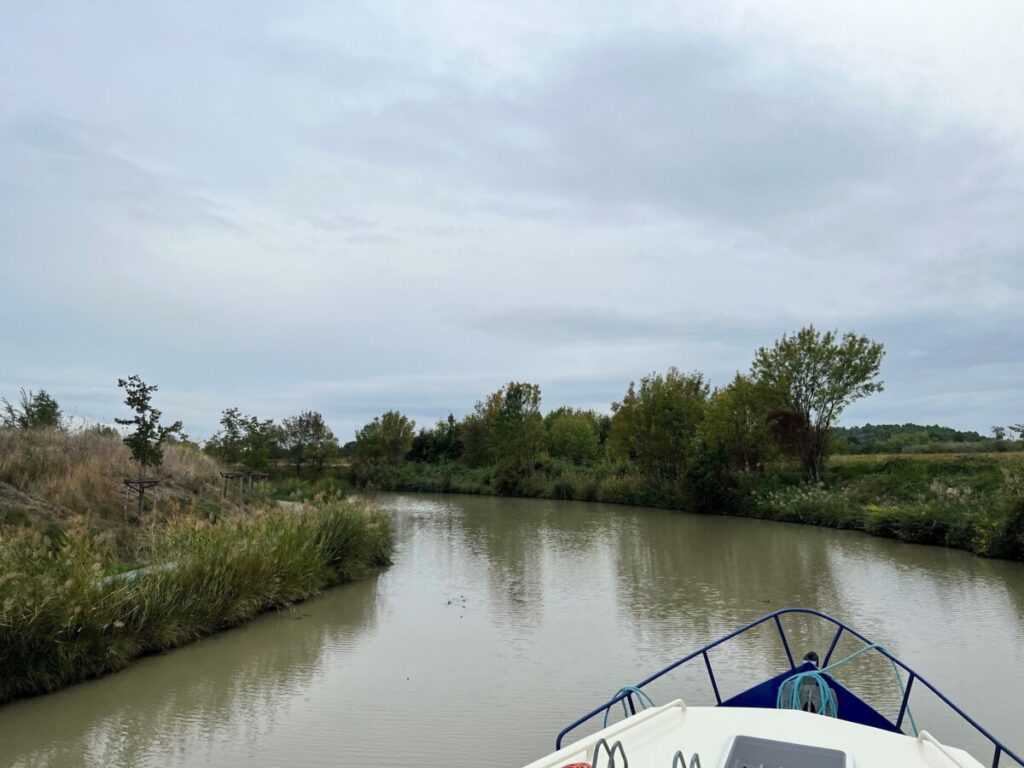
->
[1,1,1021,441]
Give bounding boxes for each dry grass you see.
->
[0,427,222,523]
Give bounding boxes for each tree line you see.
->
[348,326,894,494]
[4,324,1020,487]
[833,423,1024,454]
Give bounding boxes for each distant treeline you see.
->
[832,423,1023,454]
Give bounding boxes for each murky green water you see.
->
[1,494,1022,767]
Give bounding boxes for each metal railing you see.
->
[554,608,1023,767]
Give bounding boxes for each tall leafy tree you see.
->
[205,407,246,464]
[487,382,544,490]
[751,326,884,481]
[1,388,62,430]
[205,408,278,469]
[281,410,339,474]
[608,368,709,486]
[459,405,496,468]
[544,407,601,464]
[354,411,416,467]
[699,374,774,472]
[115,375,183,471]
[238,416,278,470]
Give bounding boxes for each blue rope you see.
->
[603,686,656,727]
[776,643,918,736]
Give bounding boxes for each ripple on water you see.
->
[1,493,1022,767]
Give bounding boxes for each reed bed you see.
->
[0,499,392,702]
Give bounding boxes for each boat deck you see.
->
[525,700,985,768]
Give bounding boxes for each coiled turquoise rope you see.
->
[777,643,918,736]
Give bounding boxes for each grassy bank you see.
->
[0,498,391,702]
[366,454,1024,560]
[0,427,225,535]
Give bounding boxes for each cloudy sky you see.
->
[2,1,1021,441]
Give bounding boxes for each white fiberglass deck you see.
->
[524,701,985,768]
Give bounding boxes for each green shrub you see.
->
[596,474,644,505]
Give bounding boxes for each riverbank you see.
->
[0,499,392,703]
[363,454,1024,560]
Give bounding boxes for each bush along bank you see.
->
[364,455,1024,561]
[0,499,392,703]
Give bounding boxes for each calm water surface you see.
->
[1,494,1023,766]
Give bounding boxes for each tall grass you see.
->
[268,475,349,502]
[0,499,392,702]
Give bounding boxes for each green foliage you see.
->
[1,389,62,430]
[607,368,709,487]
[752,326,885,481]
[204,408,277,470]
[699,374,774,471]
[354,411,415,481]
[459,409,494,468]
[409,414,463,463]
[484,382,545,493]
[281,410,339,474]
[114,376,183,470]
[0,500,392,702]
[336,323,1024,563]
[831,423,998,454]
[544,407,601,464]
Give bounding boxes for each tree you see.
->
[354,411,416,468]
[205,408,277,470]
[751,326,884,482]
[486,382,545,491]
[544,407,601,464]
[205,407,246,464]
[1,389,62,430]
[699,374,774,471]
[281,411,339,475]
[409,414,463,463]
[238,416,278,470]
[992,426,1007,441]
[459,407,495,468]
[115,375,183,470]
[608,368,709,486]
[1010,425,1024,441]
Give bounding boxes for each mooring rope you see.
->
[777,643,918,736]
[603,686,656,727]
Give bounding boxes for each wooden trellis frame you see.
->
[122,477,159,522]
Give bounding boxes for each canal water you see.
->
[1,494,1022,766]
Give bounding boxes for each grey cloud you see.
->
[464,307,761,346]
[0,112,241,234]
[305,32,1013,227]
[0,4,1020,436]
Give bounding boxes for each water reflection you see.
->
[0,576,383,768]
[1,493,1022,767]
